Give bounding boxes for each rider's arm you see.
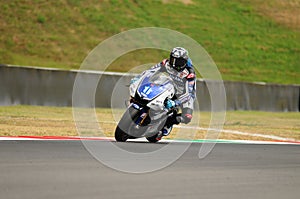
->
[148,59,167,73]
[177,68,196,124]
[177,68,196,104]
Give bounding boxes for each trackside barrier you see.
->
[0,64,299,112]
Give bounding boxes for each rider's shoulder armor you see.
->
[155,59,168,72]
[186,67,196,80]
[160,59,168,67]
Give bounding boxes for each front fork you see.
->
[131,103,149,128]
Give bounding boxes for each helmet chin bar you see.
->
[176,64,186,72]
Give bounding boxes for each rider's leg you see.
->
[177,108,193,124]
[156,113,181,140]
[157,107,193,139]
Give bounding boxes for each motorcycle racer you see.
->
[131,47,196,140]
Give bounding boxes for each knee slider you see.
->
[183,113,192,124]
[181,108,193,124]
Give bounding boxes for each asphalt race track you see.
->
[0,140,299,199]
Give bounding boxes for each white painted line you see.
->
[1,123,298,144]
[99,120,299,142]
[0,136,299,145]
[177,125,298,142]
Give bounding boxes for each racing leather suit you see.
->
[147,58,196,125]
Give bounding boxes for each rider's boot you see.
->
[156,126,173,140]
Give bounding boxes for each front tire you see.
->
[114,105,140,142]
[115,126,129,142]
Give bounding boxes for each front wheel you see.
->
[114,105,141,142]
[115,126,129,142]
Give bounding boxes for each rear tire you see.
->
[146,134,159,143]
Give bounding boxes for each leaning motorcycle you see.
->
[114,71,177,143]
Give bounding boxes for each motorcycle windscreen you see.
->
[137,73,173,100]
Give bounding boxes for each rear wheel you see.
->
[146,133,159,143]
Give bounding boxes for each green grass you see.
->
[0,0,299,84]
[0,105,299,141]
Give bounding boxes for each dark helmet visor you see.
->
[170,56,187,71]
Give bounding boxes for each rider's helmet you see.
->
[169,47,189,71]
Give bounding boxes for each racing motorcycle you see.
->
[114,71,178,143]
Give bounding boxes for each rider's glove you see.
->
[165,99,180,109]
[130,77,140,85]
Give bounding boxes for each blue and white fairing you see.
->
[130,71,175,111]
